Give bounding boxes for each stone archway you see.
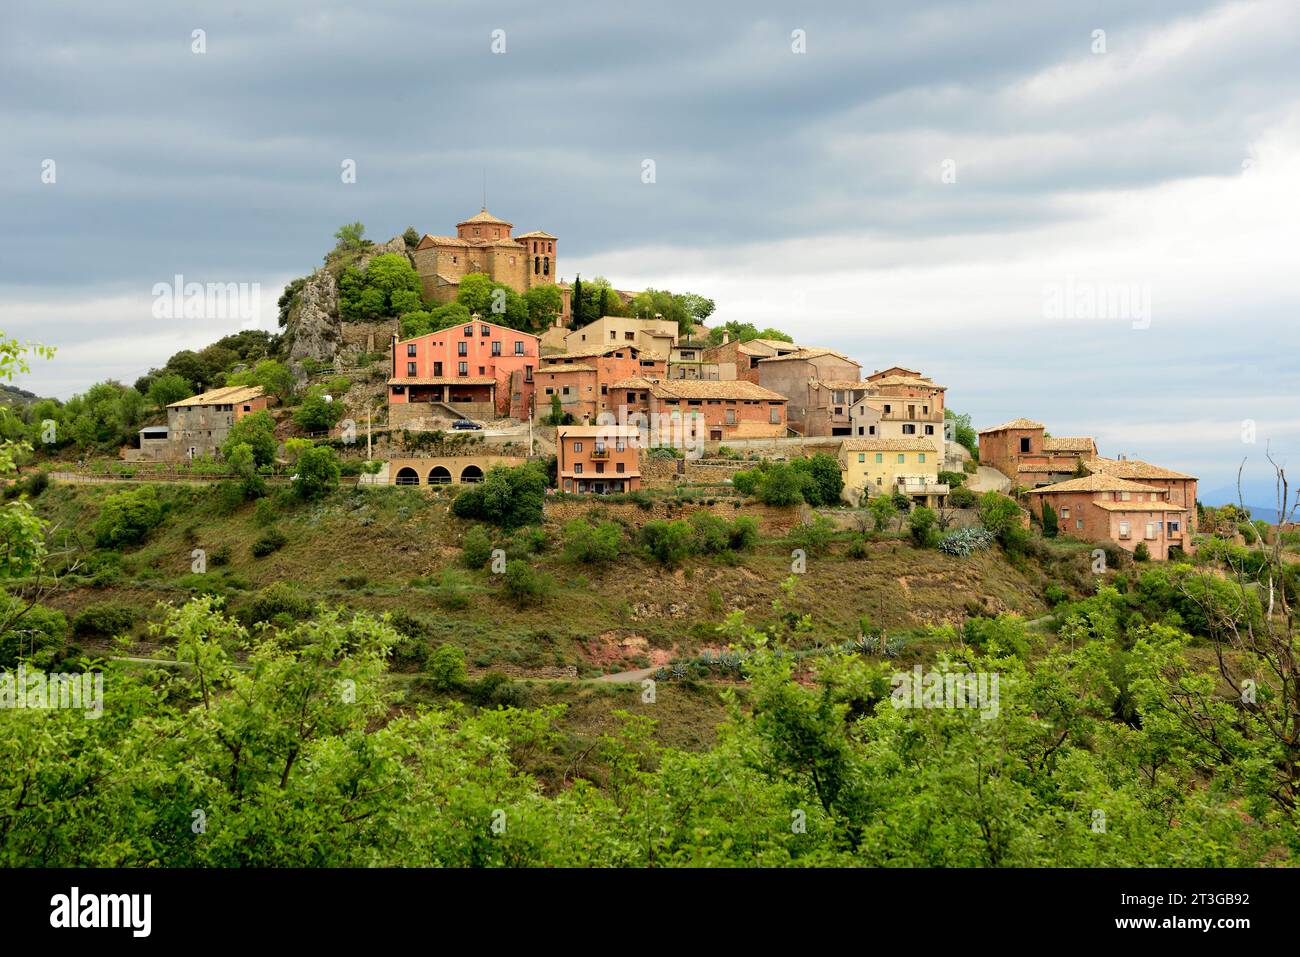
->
[395,467,420,485]
[460,464,484,484]
[428,466,451,485]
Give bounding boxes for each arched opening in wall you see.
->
[543,257,550,276]
[395,467,420,485]
[460,465,484,484]
[428,466,451,485]
[534,256,540,275]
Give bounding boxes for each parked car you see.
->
[452,419,483,431]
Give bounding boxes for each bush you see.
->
[502,559,552,606]
[641,520,695,566]
[461,525,494,569]
[562,518,625,563]
[242,581,312,626]
[0,594,69,669]
[1134,541,1151,562]
[948,486,977,509]
[92,486,164,547]
[432,568,471,610]
[1041,502,1059,538]
[868,495,898,532]
[251,527,287,557]
[71,602,138,639]
[293,446,341,500]
[253,497,278,527]
[451,463,547,529]
[847,536,870,559]
[908,506,939,548]
[789,515,835,556]
[427,644,468,691]
[688,511,730,554]
[1045,584,1069,607]
[729,516,759,551]
[221,411,277,466]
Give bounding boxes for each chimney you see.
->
[722,331,730,344]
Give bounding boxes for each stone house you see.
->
[703,336,803,383]
[411,208,558,307]
[130,385,270,462]
[535,344,665,424]
[756,348,862,436]
[1024,473,1195,560]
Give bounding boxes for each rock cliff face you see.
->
[283,236,413,382]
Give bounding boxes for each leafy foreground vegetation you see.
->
[0,585,1296,866]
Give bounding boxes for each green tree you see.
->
[294,387,344,434]
[868,495,898,532]
[92,486,164,547]
[641,520,695,566]
[222,410,277,466]
[426,643,467,690]
[451,463,547,529]
[523,285,563,330]
[1041,501,1059,538]
[907,506,939,548]
[229,359,294,403]
[791,453,843,507]
[333,222,368,252]
[461,525,494,569]
[146,373,193,409]
[293,446,340,500]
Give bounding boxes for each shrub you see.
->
[71,602,139,639]
[790,453,844,506]
[253,497,279,527]
[847,536,870,559]
[451,463,547,528]
[1041,502,1059,538]
[868,495,898,532]
[221,411,277,466]
[293,446,341,500]
[427,644,468,691]
[0,594,69,669]
[908,506,939,548]
[243,581,312,626]
[728,516,759,551]
[1045,584,1069,606]
[688,511,731,554]
[502,559,552,606]
[461,525,494,569]
[433,568,471,610]
[789,515,835,556]
[92,486,164,548]
[562,518,625,563]
[251,527,287,557]
[1134,542,1151,562]
[938,470,966,488]
[962,614,1031,659]
[948,486,977,509]
[641,520,695,566]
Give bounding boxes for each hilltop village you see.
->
[120,208,1201,563]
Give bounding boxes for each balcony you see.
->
[590,447,609,459]
[896,478,950,496]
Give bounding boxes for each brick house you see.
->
[1083,456,1198,532]
[387,321,539,425]
[1024,473,1195,560]
[702,336,803,383]
[850,370,947,450]
[132,385,270,462]
[756,348,862,436]
[978,418,1097,485]
[535,344,665,424]
[556,424,642,494]
[605,378,789,444]
[837,437,946,507]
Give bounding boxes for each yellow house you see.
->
[837,437,947,507]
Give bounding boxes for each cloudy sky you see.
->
[2,0,1297,502]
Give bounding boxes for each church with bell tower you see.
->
[411,208,559,307]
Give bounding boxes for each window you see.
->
[1120,491,1131,501]
[524,366,533,382]
[902,424,916,434]
[480,325,490,337]
[1076,519,1083,530]
[458,362,468,376]
[616,463,624,473]
[875,453,883,463]
[463,326,473,337]
[1019,437,1031,453]
[433,362,443,376]
[1167,520,1181,533]
[918,453,926,463]
[574,442,583,452]
[543,256,550,275]
[407,344,417,356]
[869,425,876,435]
[601,384,608,395]
[574,463,583,474]
[726,410,737,425]
[924,425,934,435]
[1061,506,1070,519]
[534,256,540,274]
[515,341,524,355]
[458,341,468,356]
[884,404,892,413]
[769,407,781,424]
[595,463,605,474]
[406,362,416,376]
[1119,521,1131,539]
[858,453,865,463]
[491,341,501,356]
[1145,522,1157,540]
[833,391,845,404]
[897,454,905,464]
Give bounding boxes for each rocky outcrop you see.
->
[282,236,413,383]
[285,268,340,382]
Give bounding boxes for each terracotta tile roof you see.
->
[1084,457,1196,481]
[839,437,941,453]
[979,417,1044,433]
[1029,474,1164,495]
[1043,436,1096,453]
[457,208,512,227]
[749,338,801,350]
[1090,500,1188,512]
[535,364,597,374]
[757,347,854,363]
[515,230,556,239]
[421,235,470,247]
[869,366,922,379]
[397,320,538,345]
[650,379,786,401]
[558,424,640,438]
[871,374,947,391]
[169,385,264,408]
[609,376,659,390]
[387,376,497,386]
